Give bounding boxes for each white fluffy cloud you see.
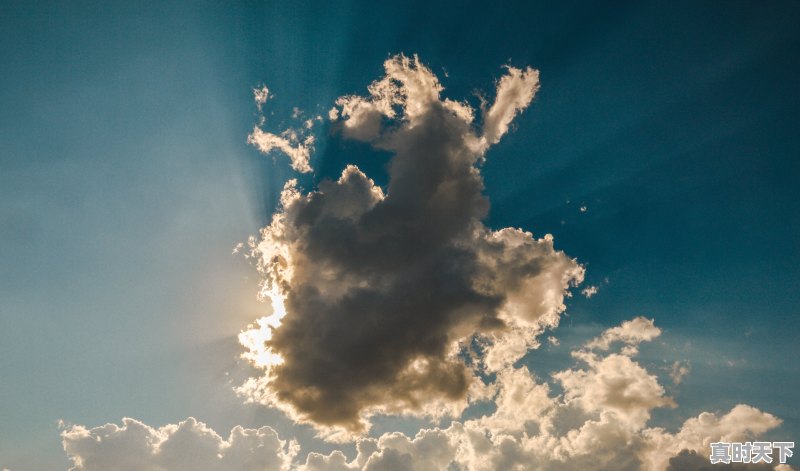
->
[61,417,297,471]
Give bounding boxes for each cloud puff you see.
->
[640,403,783,471]
[555,352,676,430]
[239,54,583,434]
[581,285,598,298]
[584,316,661,354]
[61,417,297,471]
[254,85,270,112]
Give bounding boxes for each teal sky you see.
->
[1,1,799,469]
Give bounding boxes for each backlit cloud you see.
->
[238,54,583,434]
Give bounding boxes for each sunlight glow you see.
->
[238,292,287,369]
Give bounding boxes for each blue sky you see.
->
[1,1,799,469]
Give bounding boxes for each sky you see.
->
[1,1,799,470]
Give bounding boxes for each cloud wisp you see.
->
[248,84,316,173]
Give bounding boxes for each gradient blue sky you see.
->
[1,1,799,469]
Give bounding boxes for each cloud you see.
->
[294,320,783,471]
[248,127,315,174]
[581,285,598,298]
[238,54,583,434]
[640,404,783,471]
[665,449,779,471]
[670,360,691,385]
[63,320,787,471]
[254,85,270,112]
[482,65,540,145]
[584,316,661,354]
[291,319,784,471]
[555,353,676,430]
[61,417,297,471]
[247,86,316,173]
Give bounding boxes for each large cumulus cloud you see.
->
[238,54,583,433]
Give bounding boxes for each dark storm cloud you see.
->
[240,54,583,433]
